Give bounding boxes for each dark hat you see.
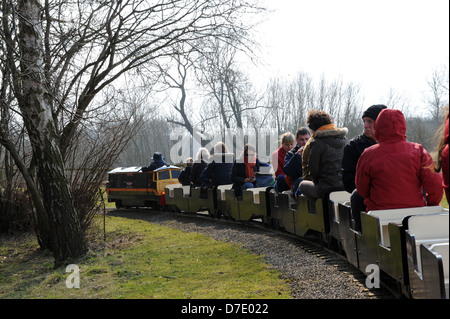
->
[152,152,163,161]
[362,104,387,121]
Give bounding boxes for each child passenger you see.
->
[272,132,295,193]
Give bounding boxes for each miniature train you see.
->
[107,166,449,299]
[107,165,181,210]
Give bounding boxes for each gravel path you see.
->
[108,209,394,299]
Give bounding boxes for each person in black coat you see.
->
[190,148,210,187]
[199,142,234,188]
[141,152,170,172]
[341,104,387,231]
[178,157,193,186]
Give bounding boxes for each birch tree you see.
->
[2,0,88,263]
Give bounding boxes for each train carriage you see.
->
[107,165,181,209]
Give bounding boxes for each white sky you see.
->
[249,0,449,113]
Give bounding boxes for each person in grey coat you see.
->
[299,110,348,202]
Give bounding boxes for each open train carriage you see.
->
[107,165,181,209]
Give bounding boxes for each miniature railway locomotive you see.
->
[107,165,181,209]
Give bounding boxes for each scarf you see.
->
[244,158,256,178]
[313,124,338,137]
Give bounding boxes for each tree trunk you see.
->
[17,0,87,264]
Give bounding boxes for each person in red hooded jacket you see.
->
[355,108,443,212]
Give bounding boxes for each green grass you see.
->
[0,216,291,299]
[441,192,449,209]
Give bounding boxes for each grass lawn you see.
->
[0,215,291,299]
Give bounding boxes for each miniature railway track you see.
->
[233,216,398,299]
[108,207,396,299]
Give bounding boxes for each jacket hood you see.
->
[314,126,348,138]
[314,125,348,150]
[375,109,407,143]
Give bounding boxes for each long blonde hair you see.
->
[435,105,449,172]
[280,132,295,145]
[214,142,229,154]
[196,147,210,161]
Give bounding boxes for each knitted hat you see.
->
[362,104,387,121]
[152,152,163,161]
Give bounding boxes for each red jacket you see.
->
[356,109,443,211]
[272,146,287,178]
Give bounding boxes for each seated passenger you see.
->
[178,157,193,186]
[199,142,234,191]
[232,144,273,197]
[141,152,170,172]
[356,108,443,211]
[283,127,311,198]
[299,110,348,203]
[272,132,295,193]
[190,148,210,188]
[341,104,386,231]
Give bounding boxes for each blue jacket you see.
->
[283,144,303,183]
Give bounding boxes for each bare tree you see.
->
[265,77,290,134]
[262,72,364,139]
[0,0,265,264]
[161,52,196,136]
[289,72,315,130]
[424,66,449,121]
[197,36,261,130]
[1,0,88,261]
[381,88,411,117]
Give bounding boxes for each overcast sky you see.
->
[249,0,449,114]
